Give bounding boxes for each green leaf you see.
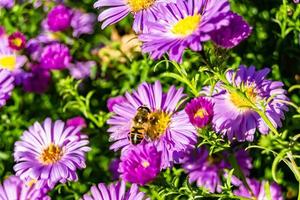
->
[272,149,289,182]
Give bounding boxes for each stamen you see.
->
[229,86,258,110]
[0,55,17,71]
[171,15,201,37]
[127,0,156,12]
[39,143,62,165]
[147,110,171,140]
[194,108,208,118]
[142,160,150,168]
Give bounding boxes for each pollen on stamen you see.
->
[127,0,156,12]
[0,55,17,71]
[147,110,171,140]
[142,160,150,168]
[171,14,201,37]
[229,86,258,111]
[39,143,63,165]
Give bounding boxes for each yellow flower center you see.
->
[147,110,171,140]
[142,160,150,168]
[194,108,208,119]
[230,87,257,110]
[127,0,156,12]
[27,179,37,187]
[171,15,201,37]
[0,55,16,71]
[11,38,23,47]
[39,143,62,165]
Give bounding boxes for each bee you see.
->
[128,105,168,145]
[128,106,151,145]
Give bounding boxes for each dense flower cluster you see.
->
[0,0,297,199]
[107,81,197,169]
[95,0,252,62]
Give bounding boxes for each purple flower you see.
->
[139,0,232,62]
[119,143,161,185]
[71,9,96,37]
[82,181,149,200]
[14,118,91,188]
[183,146,252,193]
[47,5,72,32]
[68,61,95,79]
[210,12,252,48]
[109,158,121,180]
[234,179,283,200]
[294,0,299,4]
[0,0,14,8]
[182,146,227,193]
[0,37,27,71]
[66,116,87,128]
[210,65,289,141]
[8,32,26,51]
[22,65,51,94]
[94,0,175,33]
[185,97,214,128]
[107,96,127,112]
[107,81,197,168]
[0,176,50,200]
[0,69,14,108]
[233,148,253,176]
[40,43,71,70]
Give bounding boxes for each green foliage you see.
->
[0,0,299,199]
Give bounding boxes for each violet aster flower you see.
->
[185,97,214,128]
[8,32,26,51]
[68,61,95,79]
[94,0,175,33]
[71,9,96,37]
[22,65,51,94]
[0,176,50,200]
[40,43,71,70]
[82,181,149,200]
[109,158,121,180]
[0,0,14,8]
[47,5,72,32]
[182,146,227,193]
[0,69,14,108]
[183,146,252,193]
[234,178,283,200]
[107,95,127,112]
[107,81,197,168]
[139,0,232,62]
[210,12,252,48]
[210,65,289,142]
[14,118,91,188]
[118,143,161,185]
[0,37,27,71]
[67,116,87,128]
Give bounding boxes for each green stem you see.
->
[229,154,255,199]
[298,182,300,200]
